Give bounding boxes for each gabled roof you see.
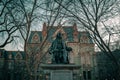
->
[78,32,94,43]
[27,26,94,43]
[3,51,26,60]
[47,27,57,42]
[47,26,74,42]
[63,27,74,42]
[27,31,42,43]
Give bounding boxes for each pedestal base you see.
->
[41,64,80,80]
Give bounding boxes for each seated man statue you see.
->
[49,32,72,64]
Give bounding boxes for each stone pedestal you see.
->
[41,64,80,80]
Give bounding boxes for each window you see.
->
[15,52,22,60]
[83,70,91,80]
[88,71,91,79]
[31,33,40,43]
[8,62,14,69]
[8,54,12,59]
[83,71,86,80]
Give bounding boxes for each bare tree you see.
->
[54,0,120,79]
[11,0,66,79]
[26,0,67,79]
[0,0,20,48]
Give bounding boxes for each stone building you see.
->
[26,23,96,80]
[0,23,96,80]
[0,49,26,80]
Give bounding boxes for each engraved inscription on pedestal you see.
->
[51,71,73,80]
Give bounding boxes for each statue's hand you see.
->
[49,50,53,54]
[54,49,59,51]
[66,47,72,51]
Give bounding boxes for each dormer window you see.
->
[8,53,12,59]
[80,36,89,43]
[31,32,40,43]
[15,52,22,60]
[33,35,39,41]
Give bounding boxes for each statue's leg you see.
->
[55,52,60,64]
[63,51,69,64]
[57,52,60,63]
[52,53,56,63]
[63,56,67,63]
[66,52,69,63]
[58,52,61,63]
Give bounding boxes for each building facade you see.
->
[0,49,26,80]
[0,23,97,80]
[26,23,96,80]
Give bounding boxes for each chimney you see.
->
[73,23,77,31]
[42,22,47,37]
[73,23,78,42]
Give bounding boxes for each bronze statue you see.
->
[49,32,72,64]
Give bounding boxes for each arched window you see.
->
[15,52,22,60]
[31,33,40,43]
[8,53,12,59]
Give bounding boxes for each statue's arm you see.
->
[49,42,54,54]
[49,41,57,54]
[66,46,72,52]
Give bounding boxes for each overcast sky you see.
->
[3,15,120,51]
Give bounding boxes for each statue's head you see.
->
[56,32,62,39]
